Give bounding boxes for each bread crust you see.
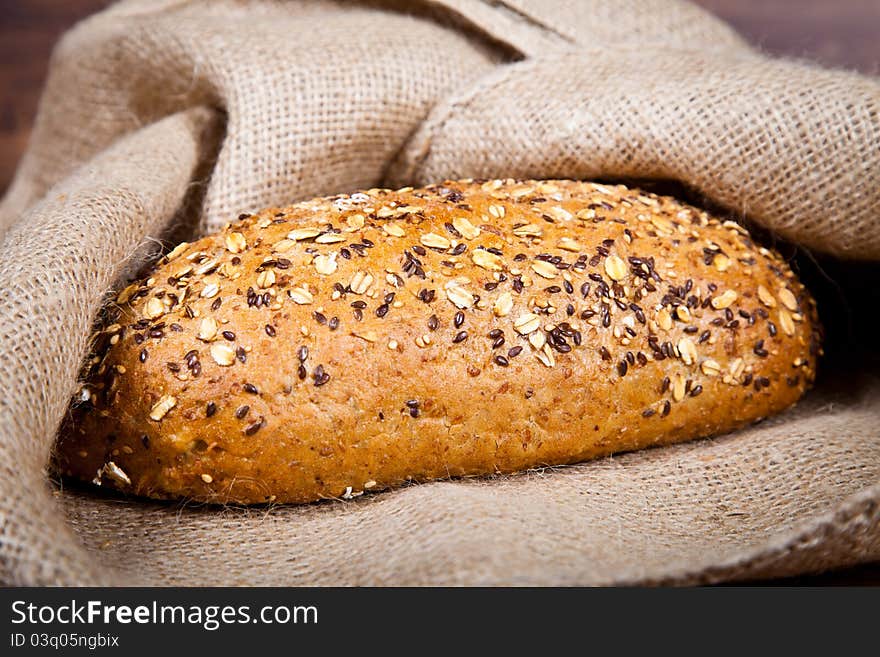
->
[56,179,821,504]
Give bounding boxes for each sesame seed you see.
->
[225,232,247,253]
[757,285,776,307]
[287,227,322,241]
[472,249,504,271]
[778,308,796,336]
[604,255,627,281]
[713,253,731,272]
[314,252,338,275]
[778,288,798,311]
[273,239,297,253]
[444,282,474,309]
[678,337,697,365]
[672,374,686,402]
[102,462,131,486]
[513,223,542,238]
[536,344,556,368]
[701,359,722,376]
[488,204,506,219]
[421,232,451,250]
[210,343,236,366]
[656,308,673,331]
[349,271,374,295]
[547,205,572,221]
[711,289,738,309]
[353,330,378,343]
[143,297,165,319]
[149,395,177,421]
[528,331,546,350]
[198,317,219,341]
[514,313,541,335]
[288,287,314,305]
[557,237,583,252]
[256,269,276,289]
[493,292,514,317]
[199,282,220,299]
[650,215,675,234]
[383,223,406,238]
[531,260,558,279]
[452,216,480,240]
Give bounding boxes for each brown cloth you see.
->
[1,0,878,586]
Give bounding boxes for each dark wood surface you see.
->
[0,1,878,585]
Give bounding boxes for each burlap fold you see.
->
[1,0,878,586]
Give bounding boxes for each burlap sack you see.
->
[1,0,878,586]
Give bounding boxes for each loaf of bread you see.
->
[55,179,821,504]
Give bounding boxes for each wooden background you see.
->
[1,1,878,584]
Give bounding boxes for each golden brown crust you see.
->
[55,179,821,504]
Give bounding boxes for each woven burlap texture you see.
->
[0,0,878,586]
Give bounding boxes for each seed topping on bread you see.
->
[95,180,820,424]
[63,179,821,503]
